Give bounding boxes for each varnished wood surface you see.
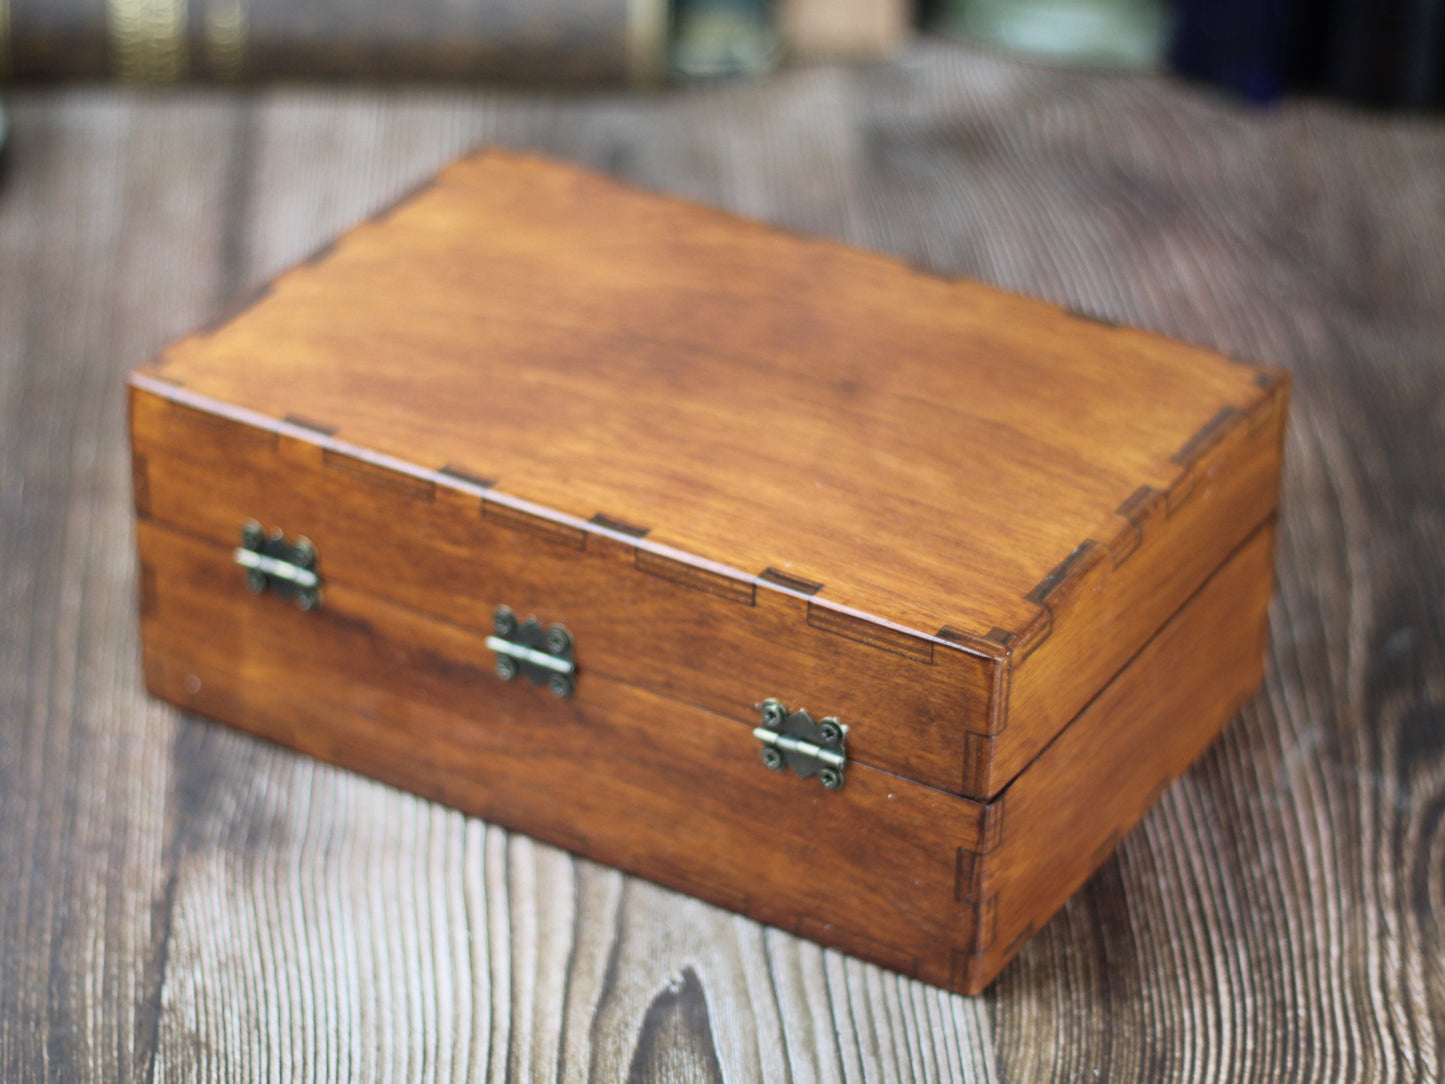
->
[133,149,1285,798]
[2,41,1443,1079]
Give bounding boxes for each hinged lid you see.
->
[129,149,1287,800]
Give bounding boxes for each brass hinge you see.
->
[754,698,847,791]
[487,606,576,698]
[234,521,321,611]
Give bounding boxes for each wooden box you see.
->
[129,150,1288,994]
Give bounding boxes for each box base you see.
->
[137,517,1274,994]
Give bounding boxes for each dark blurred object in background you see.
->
[0,0,907,86]
[0,0,671,84]
[1169,0,1301,104]
[0,0,798,86]
[1171,0,1445,109]
[936,0,1445,110]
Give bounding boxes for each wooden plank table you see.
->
[1,39,1442,1081]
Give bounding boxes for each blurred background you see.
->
[0,0,1441,106]
[1,1,1442,1081]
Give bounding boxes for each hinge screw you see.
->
[493,607,517,637]
[495,656,519,681]
[760,746,784,771]
[546,626,572,655]
[818,767,843,791]
[760,698,787,727]
[819,720,843,746]
[549,673,573,698]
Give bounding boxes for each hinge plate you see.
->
[754,698,847,791]
[487,606,576,698]
[234,521,321,611]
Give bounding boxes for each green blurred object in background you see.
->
[672,0,782,80]
[948,0,1170,69]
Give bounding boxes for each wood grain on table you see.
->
[1,41,1443,1080]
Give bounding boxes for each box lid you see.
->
[130,149,1287,799]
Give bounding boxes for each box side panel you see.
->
[955,519,1277,994]
[134,513,997,988]
[974,375,1287,797]
[130,379,997,795]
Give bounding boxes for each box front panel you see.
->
[136,515,996,990]
[131,382,998,796]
